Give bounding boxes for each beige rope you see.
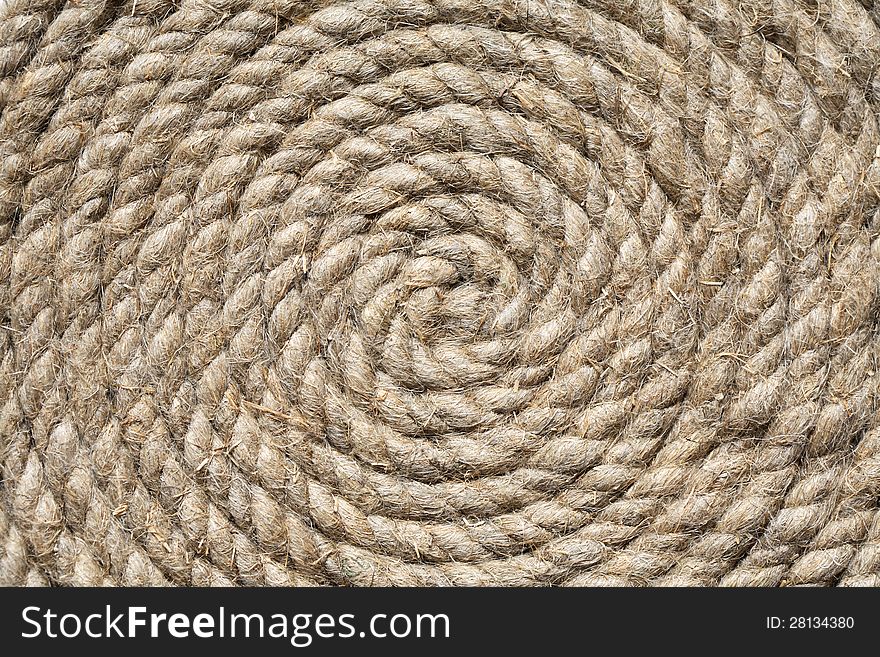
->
[1,0,879,586]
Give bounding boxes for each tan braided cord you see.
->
[1,0,879,587]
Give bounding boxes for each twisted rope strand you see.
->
[1,0,878,586]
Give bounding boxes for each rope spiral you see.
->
[1,0,879,587]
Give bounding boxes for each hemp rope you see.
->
[0,0,879,587]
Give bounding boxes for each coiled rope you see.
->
[1,0,879,586]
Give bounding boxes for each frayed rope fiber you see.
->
[0,0,879,588]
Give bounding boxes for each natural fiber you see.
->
[0,0,879,587]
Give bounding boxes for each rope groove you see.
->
[1,0,879,586]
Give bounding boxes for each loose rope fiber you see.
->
[0,0,879,588]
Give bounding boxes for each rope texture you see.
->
[1,0,879,587]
